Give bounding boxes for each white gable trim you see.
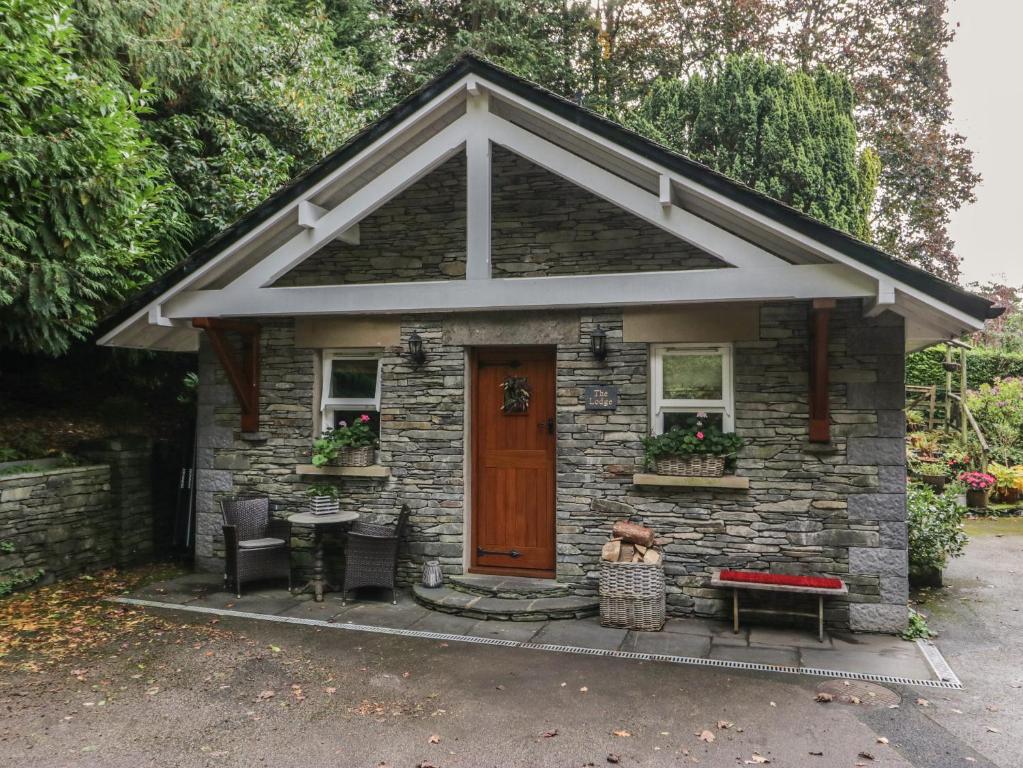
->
[163,264,874,319]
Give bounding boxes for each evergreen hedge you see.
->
[907,345,1023,389]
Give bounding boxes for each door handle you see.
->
[477,547,522,559]
[544,417,555,435]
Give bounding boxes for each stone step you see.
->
[413,584,598,621]
[448,573,574,599]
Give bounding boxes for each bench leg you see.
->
[818,595,824,643]
[732,589,740,634]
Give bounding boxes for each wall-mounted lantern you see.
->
[590,325,608,361]
[407,331,426,365]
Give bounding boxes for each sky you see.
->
[946,2,1023,287]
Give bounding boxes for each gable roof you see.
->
[97,53,999,346]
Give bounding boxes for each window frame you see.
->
[650,343,734,434]
[320,350,382,433]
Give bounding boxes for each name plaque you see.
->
[584,385,620,411]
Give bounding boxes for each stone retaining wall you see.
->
[0,438,154,589]
[193,301,907,632]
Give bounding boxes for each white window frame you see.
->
[320,350,382,433]
[650,343,734,434]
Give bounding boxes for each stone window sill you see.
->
[295,464,390,479]
[632,473,750,490]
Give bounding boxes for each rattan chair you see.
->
[220,496,292,598]
[341,505,410,605]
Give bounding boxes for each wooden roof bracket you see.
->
[192,318,261,432]
[808,299,834,443]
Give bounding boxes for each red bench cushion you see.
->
[719,570,844,590]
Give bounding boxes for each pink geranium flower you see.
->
[360,414,371,422]
[696,431,705,440]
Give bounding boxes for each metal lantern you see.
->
[590,325,608,361]
[408,331,426,365]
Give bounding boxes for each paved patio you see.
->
[118,571,956,688]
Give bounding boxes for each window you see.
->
[650,344,734,434]
[321,351,382,434]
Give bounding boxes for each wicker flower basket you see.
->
[339,445,375,467]
[654,454,725,477]
[599,561,666,631]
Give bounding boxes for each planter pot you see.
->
[996,487,1021,504]
[916,474,947,492]
[421,561,443,588]
[966,488,989,509]
[339,445,375,467]
[910,564,943,589]
[309,496,339,516]
[654,454,726,477]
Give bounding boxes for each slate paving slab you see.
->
[749,625,834,649]
[465,619,542,643]
[621,630,711,657]
[800,648,933,680]
[406,610,481,635]
[709,644,800,667]
[529,617,627,651]
[340,599,431,629]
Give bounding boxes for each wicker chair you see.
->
[220,496,292,598]
[341,505,410,605]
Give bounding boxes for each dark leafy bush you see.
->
[642,421,743,467]
[907,482,968,571]
[907,345,1023,389]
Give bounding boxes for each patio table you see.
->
[288,510,359,601]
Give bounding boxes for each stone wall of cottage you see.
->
[194,301,906,632]
[272,148,724,287]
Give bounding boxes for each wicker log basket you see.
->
[339,445,375,467]
[599,561,666,631]
[654,453,725,477]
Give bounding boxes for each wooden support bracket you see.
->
[808,299,834,443]
[193,318,261,432]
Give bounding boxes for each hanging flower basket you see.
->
[654,454,726,477]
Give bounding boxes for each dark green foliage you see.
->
[631,55,879,240]
[906,346,1023,390]
[379,0,593,96]
[907,482,968,571]
[0,0,187,355]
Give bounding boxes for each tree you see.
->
[633,55,880,240]
[0,0,186,355]
[377,0,594,97]
[74,0,385,244]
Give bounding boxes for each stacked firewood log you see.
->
[601,520,663,564]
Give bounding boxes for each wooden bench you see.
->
[710,570,848,642]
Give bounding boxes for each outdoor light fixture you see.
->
[407,331,426,365]
[590,325,608,361]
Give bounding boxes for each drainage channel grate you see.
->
[110,597,963,690]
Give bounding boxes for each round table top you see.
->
[288,510,360,526]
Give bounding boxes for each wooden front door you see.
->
[471,346,557,577]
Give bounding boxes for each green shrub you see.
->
[907,482,968,571]
[642,422,743,468]
[906,345,1023,389]
[966,378,1023,465]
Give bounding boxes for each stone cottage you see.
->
[98,55,999,633]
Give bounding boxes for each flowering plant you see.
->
[311,414,377,466]
[642,417,743,467]
[958,471,995,491]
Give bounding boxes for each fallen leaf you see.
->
[745,755,770,765]
[858,751,875,760]
[716,720,733,729]
[985,726,1000,733]
[543,729,559,738]
[606,754,620,764]
[698,730,715,743]
[815,693,833,703]
[809,752,823,757]
[579,687,588,693]
[876,737,889,745]
[256,690,275,701]
[915,698,931,707]
[612,730,631,738]
[428,735,441,744]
